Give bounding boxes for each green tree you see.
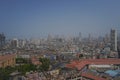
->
[39,58,50,71]
[16,58,28,64]
[0,66,15,80]
[15,64,37,75]
[0,64,37,79]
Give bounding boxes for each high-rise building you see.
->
[47,34,53,42]
[0,33,5,48]
[11,38,19,48]
[88,33,92,42]
[79,32,82,42]
[110,29,117,51]
[19,39,26,48]
[118,37,120,58]
[104,34,110,43]
[118,46,120,58]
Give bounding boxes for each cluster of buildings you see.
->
[0,54,16,68]
[0,29,120,80]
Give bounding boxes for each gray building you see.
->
[110,29,117,51]
[0,33,5,48]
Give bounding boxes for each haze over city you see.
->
[0,0,120,38]
[1,0,120,80]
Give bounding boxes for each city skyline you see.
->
[0,0,120,38]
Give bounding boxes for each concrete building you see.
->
[11,38,19,48]
[0,33,5,48]
[18,39,26,48]
[79,32,82,42]
[0,54,16,68]
[110,29,117,51]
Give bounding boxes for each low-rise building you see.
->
[0,54,16,68]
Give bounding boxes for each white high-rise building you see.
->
[79,32,82,42]
[11,38,19,48]
[110,29,117,51]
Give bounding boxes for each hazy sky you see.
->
[0,0,120,38]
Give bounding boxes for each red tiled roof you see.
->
[66,59,120,80]
[31,57,41,65]
[66,59,120,70]
[0,54,16,63]
[81,72,106,80]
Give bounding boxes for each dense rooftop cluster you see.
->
[0,29,120,80]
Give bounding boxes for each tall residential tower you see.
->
[110,29,117,51]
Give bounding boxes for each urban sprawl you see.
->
[0,29,120,80]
